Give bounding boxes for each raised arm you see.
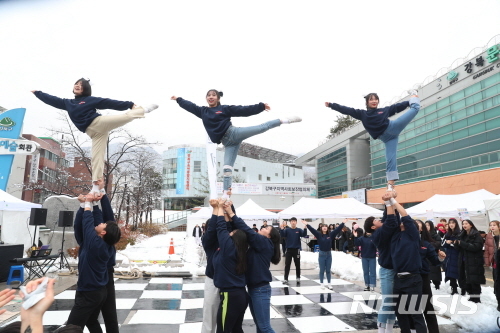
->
[32,91,66,110]
[329,220,346,238]
[98,186,115,222]
[303,221,319,239]
[202,199,219,250]
[388,101,410,116]
[172,96,202,118]
[325,102,363,120]
[94,97,134,111]
[225,103,267,117]
[73,195,86,246]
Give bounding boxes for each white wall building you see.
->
[162,143,310,210]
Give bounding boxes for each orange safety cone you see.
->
[168,238,175,255]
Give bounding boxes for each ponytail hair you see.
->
[269,226,281,265]
[206,89,223,106]
[230,229,248,275]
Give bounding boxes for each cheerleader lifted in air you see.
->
[171,90,301,199]
[32,78,158,193]
[325,90,420,190]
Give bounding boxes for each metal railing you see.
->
[152,210,193,225]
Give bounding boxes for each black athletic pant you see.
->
[67,287,107,333]
[85,269,118,333]
[393,273,427,333]
[421,274,439,333]
[284,248,301,281]
[217,288,248,333]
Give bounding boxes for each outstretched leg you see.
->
[221,119,282,192]
[85,107,147,185]
[379,95,420,186]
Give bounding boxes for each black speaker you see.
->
[58,211,74,227]
[29,208,47,226]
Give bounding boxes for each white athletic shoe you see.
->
[143,104,159,113]
[408,89,418,96]
[327,284,333,290]
[320,283,325,289]
[287,116,302,124]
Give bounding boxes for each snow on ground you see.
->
[113,234,500,332]
[115,231,205,276]
[302,251,499,332]
[301,250,380,282]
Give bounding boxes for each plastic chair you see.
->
[7,265,24,285]
[314,245,320,253]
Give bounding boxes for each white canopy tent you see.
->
[484,194,500,222]
[235,199,277,220]
[278,197,382,219]
[406,189,496,231]
[186,200,278,235]
[0,189,42,252]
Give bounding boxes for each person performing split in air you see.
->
[32,78,158,193]
[325,90,420,190]
[172,90,301,199]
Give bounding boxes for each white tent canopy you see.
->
[484,194,500,222]
[235,199,277,219]
[0,189,41,211]
[406,189,496,218]
[0,189,42,252]
[278,197,382,219]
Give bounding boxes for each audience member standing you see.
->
[280,217,307,284]
[425,220,443,290]
[454,219,485,303]
[193,224,203,246]
[443,218,462,295]
[355,221,377,291]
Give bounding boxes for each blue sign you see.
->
[176,148,186,195]
[0,108,27,191]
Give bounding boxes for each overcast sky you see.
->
[0,0,499,157]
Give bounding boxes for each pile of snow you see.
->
[301,250,379,282]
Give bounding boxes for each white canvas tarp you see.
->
[406,189,496,217]
[278,197,382,219]
[484,194,500,222]
[235,199,277,220]
[0,189,42,252]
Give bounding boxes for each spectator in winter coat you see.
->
[425,220,443,290]
[484,221,500,268]
[454,219,486,303]
[416,220,446,333]
[443,218,462,295]
[193,224,203,246]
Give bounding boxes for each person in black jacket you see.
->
[454,219,486,303]
[171,91,301,199]
[325,92,420,190]
[443,218,462,295]
[32,79,158,193]
[280,217,307,284]
[224,201,281,333]
[193,224,203,246]
[425,220,443,290]
[416,219,446,333]
[212,198,249,333]
[303,220,344,289]
[67,193,121,332]
[354,223,377,291]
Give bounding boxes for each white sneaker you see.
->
[287,116,302,124]
[408,89,418,96]
[327,284,333,290]
[320,283,325,289]
[370,287,375,292]
[143,104,159,113]
[387,183,394,192]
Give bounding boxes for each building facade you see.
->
[162,143,306,210]
[297,36,500,206]
[7,135,71,203]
